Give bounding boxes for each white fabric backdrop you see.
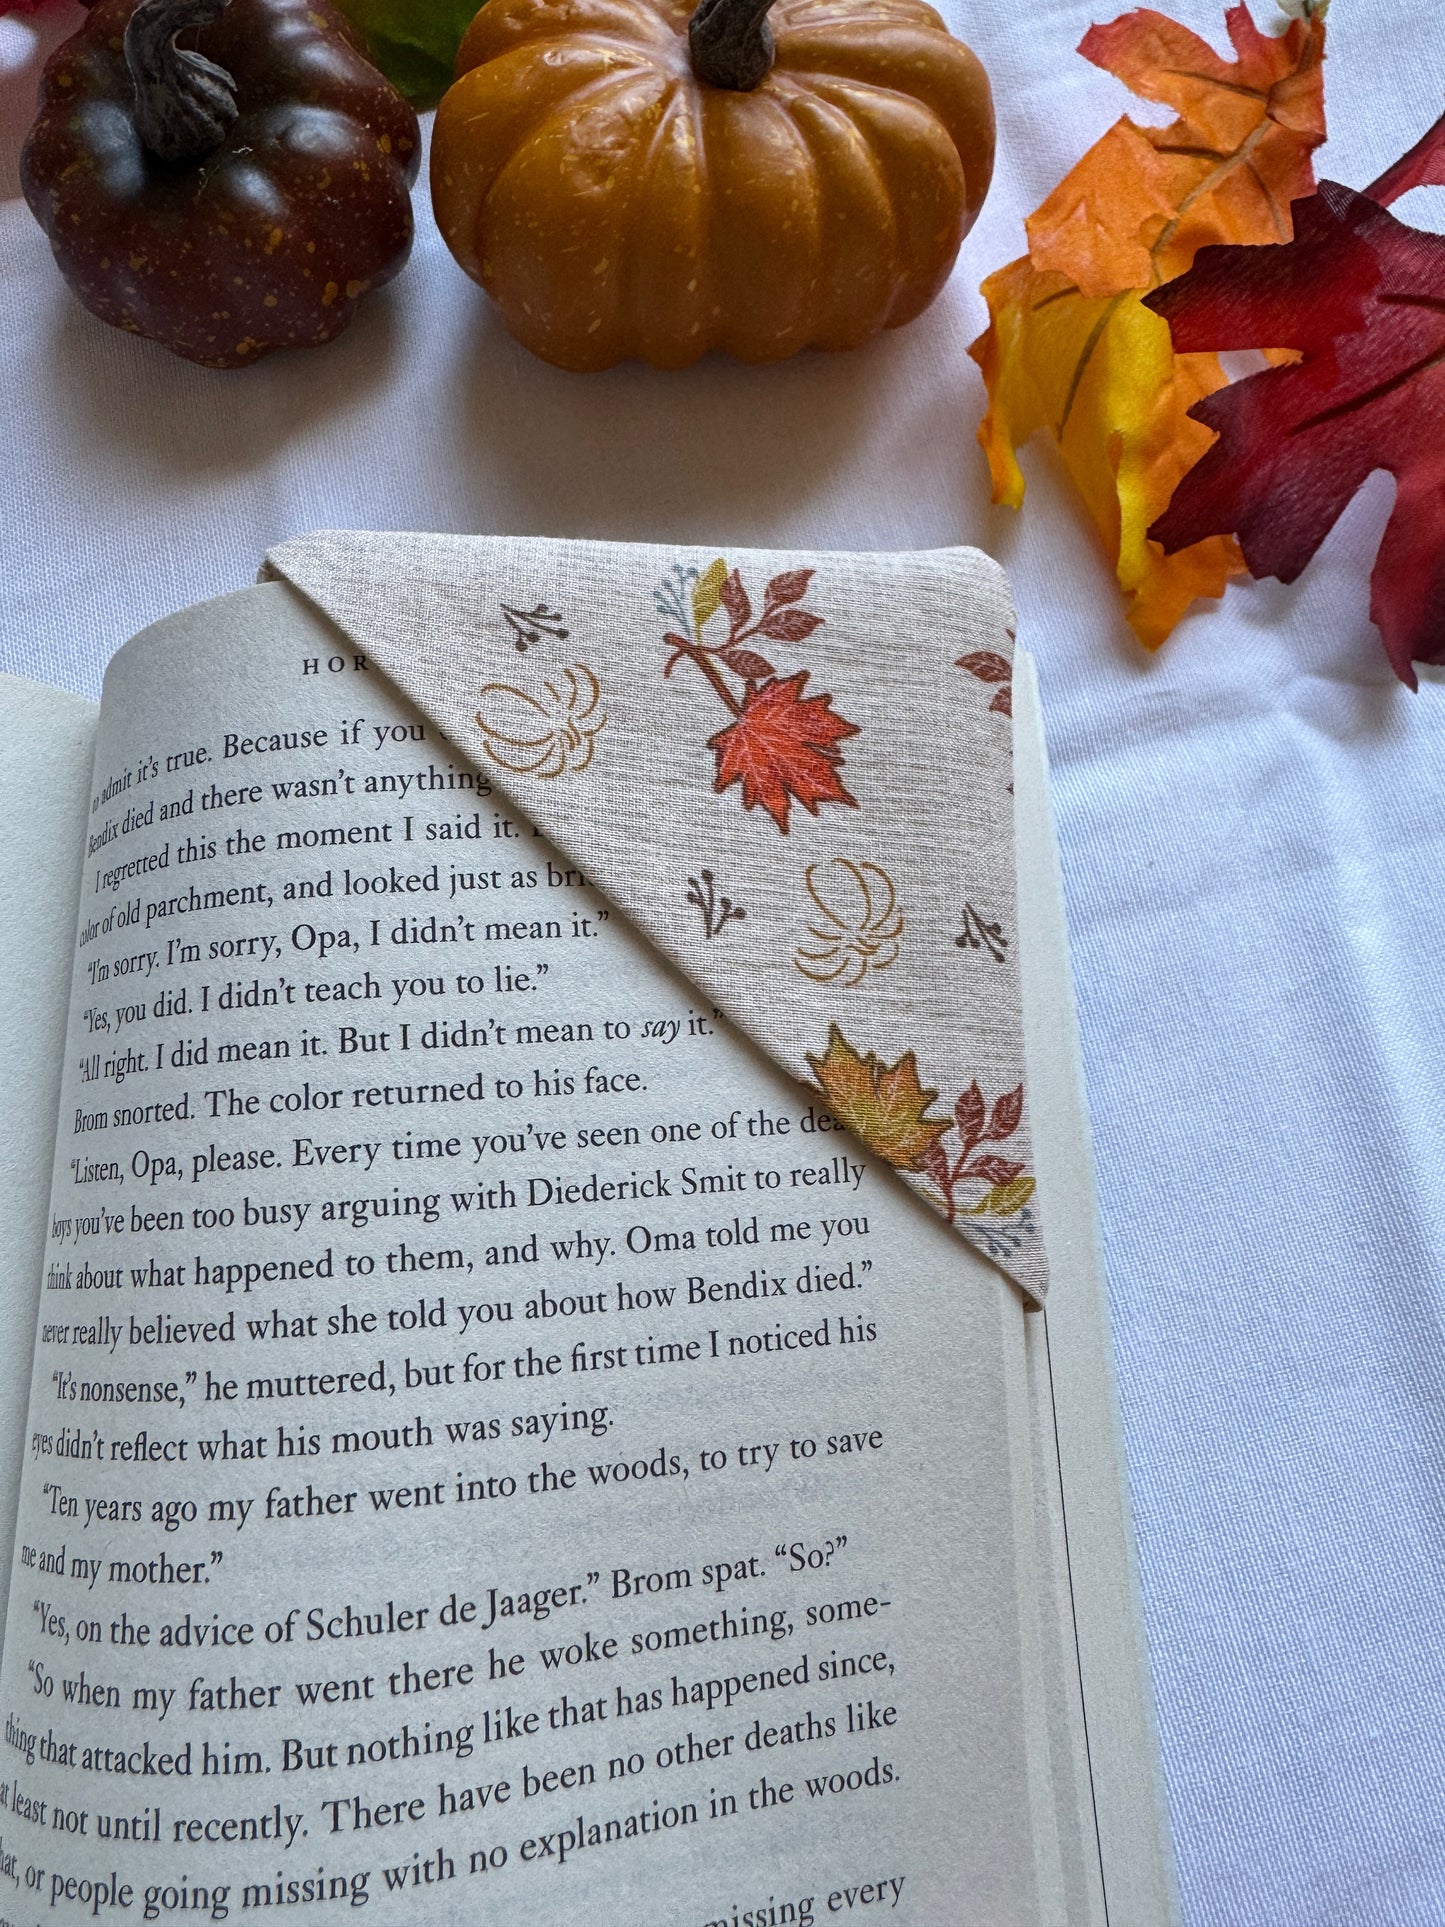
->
[4,2,1443,1919]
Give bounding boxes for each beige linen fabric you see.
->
[265,532,1046,1303]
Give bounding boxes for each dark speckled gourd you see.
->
[21,0,420,368]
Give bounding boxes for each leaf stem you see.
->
[1152,118,1270,265]
[670,634,742,715]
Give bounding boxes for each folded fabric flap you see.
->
[263,531,1048,1304]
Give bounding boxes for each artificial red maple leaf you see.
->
[708,673,859,833]
[1146,108,1445,686]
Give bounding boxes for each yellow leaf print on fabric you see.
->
[692,558,729,633]
[806,1025,950,1173]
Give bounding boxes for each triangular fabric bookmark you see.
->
[263,532,1047,1304]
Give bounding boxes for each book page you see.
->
[1,584,1087,1924]
[0,677,98,1671]
[1013,654,1181,1927]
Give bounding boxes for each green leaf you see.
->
[692,559,728,634]
[332,0,483,106]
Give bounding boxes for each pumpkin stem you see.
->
[124,0,238,163]
[688,0,776,90]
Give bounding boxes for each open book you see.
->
[0,543,1177,1925]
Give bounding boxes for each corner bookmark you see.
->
[263,532,1048,1305]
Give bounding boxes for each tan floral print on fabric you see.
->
[262,533,1046,1303]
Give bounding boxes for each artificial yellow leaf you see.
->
[692,558,728,632]
[970,2,1326,646]
[806,1025,950,1173]
[974,258,1244,642]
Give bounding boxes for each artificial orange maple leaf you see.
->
[970,3,1326,646]
[806,1026,950,1172]
[708,672,858,834]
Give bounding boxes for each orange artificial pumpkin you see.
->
[431,0,994,370]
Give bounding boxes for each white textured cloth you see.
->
[3,1,1444,1920]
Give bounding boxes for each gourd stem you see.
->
[688,0,776,91]
[124,0,238,163]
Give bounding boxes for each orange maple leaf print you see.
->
[806,1025,950,1173]
[657,560,859,834]
[708,673,859,834]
